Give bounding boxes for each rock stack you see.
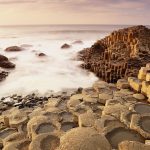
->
[78,25,150,83]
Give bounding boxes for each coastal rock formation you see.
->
[78,25,150,83]
[0,70,8,82]
[128,64,150,99]
[5,46,22,52]
[61,43,71,49]
[37,53,47,57]
[0,54,15,69]
[0,65,150,149]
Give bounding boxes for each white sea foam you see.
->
[0,25,132,97]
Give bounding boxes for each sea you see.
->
[0,24,149,97]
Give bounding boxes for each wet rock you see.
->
[5,46,22,52]
[0,61,15,69]
[0,54,15,69]
[3,97,15,106]
[0,54,8,62]
[58,127,111,150]
[37,53,47,57]
[0,70,8,82]
[61,43,71,49]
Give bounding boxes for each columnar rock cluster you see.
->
[78,25,150,83]
[0,72,150,149]
[128,63,150,99]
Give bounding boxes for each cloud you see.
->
[0,0,37,4]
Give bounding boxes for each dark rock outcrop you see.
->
[5,46,22,52]
[78,25,150,83]
[0,54,15,69]
[61,43,71,49]
[0,70,8,82]
[37,53,47,57]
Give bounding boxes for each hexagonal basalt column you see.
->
[130,114,150,139]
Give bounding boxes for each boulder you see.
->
[61,44,71,49]
[5,46,22,52]
[37,53,47,57]
[58,127,111,150]
[0,61,15,69]
[117,79,130,89]
[0,54,8,62]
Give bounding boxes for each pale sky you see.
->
[0,0,149,25]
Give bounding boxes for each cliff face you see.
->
[78,25,150,83]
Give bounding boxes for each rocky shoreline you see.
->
[0,25,150,150]
[0,64,149,150]
[78,25,150,83]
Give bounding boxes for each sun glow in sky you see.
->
[0,0,149,25]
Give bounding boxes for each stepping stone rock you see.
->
[29,133,60,150]
[58,127,111,150]
[131,103,150,114]
[0,128,17,139]
[105,127,144,149]
[117,79,130,89]
[3,139,30,150]
[4,109,28,128]
[133,93,145,100]
[27,116,58,139]
[130,114,150,139]
[98,93,113,104]
[78,111,96,127]
[3,132,27,146]
[102,104,128,119]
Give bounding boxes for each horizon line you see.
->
[0,23,149,26]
